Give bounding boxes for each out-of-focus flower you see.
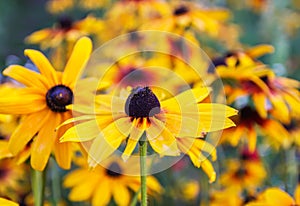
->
[146,1,230,37]
[60,86,236,173]
[64,156,162,206]
[25,15,103,50]
[220,157,267,192]
[0,159,29,203]
[221,106,290,151]
[46,0,74,14]
[284,119,300,146]
[0,198,19,206]
[246,186,300,206]
[181,180,200,201]
[0,37,92,171]
[210,188,243,206]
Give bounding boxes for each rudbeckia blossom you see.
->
[60,85,237,179]
[221,106,290,151]
[64,156,162,206]
[0,37,92,171]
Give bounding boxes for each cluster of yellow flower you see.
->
[0,0,299,205]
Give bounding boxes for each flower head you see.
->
[0,37,92,171]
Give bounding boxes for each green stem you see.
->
[31,168,46,206]
[140,140,148,206]
[129,188,141,206]
[50,158,61,205]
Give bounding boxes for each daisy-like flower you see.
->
[0,37,92,171]
[60,85,237,180]
[64,156,162,206]
[221,106,290,152]
[246,186,300,206]
[25,15,103,50]
[220,157,267,192]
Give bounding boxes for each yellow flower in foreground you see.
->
[0,37,92,171]
[64,156,162,206]
[246,186,300,206]
[0,198,19,206]
[61,86,237,182]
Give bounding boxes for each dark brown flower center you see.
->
[46,85,73,113]
[58,16,73,30]
[106,162,122,177]
[125,87,161,118]
[173,5,189,16]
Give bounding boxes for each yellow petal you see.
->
[122,118,146,161]
[60,119,102,142]
[147,118,180,156]
[113,183,131,206]
[248,126,257,152]
[201,159,216,183]
[24,49,58,85]
[62,37,92,87]
[252,93,267,119]
[68,175,98,201]
[88,118,132,167]
[8,109,50,155]
[3,65,49,89]
[0,88,46,114]
[53,140,72,170]
[0,140,13,159]
[31,112,61,171]
[64,169,89,187]
[92,179,112,206]
[246,44,275,58]
[0,198,19,206]
[264,188,295,205]
[295,184,300,204]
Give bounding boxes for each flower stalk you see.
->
[139,134,148,206]
[31,168,46,206]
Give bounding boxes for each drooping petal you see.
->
[62,37,92,88]
[24,49,58,86]
[31,112,61,171]
[0,198,19,206]
[0,88,46,114]
[252,92,267,119]
[88,117,132,167]
[53,140,72,170]
[200,158,216,183]
[147,118,180,156]
[8,109,50,155]
[3,65,49,89]
[122,118,147,161]
[0,140,13,159]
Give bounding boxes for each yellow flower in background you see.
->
[0,198,19,206]
[210,188,243,206]
[60,86,237,170]
[25,15,103,50]
[246,186,300,206]
[220,157,267,192]
[221,106,290,152]
[0,158,30,203]
[46,0,74,14]
[0,37,92,171]
[64,156,162,206]
[146,1,230,37]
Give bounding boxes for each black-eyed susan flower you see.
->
[64,156,162,206]
[220,156,267,192]
[0,37,92,171]
[60,85,237,181]
[221,106,290,152]
[246,186,300,206]
[25,15,103,50]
